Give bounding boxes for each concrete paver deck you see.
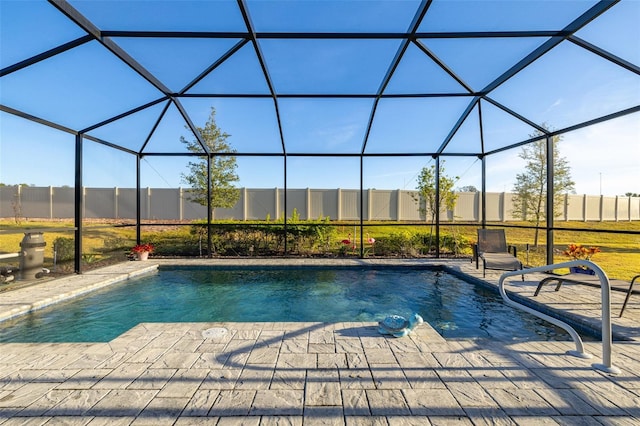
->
[1,259,639,425]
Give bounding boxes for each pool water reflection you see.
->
[0,267,584,343]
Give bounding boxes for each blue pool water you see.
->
[0,266,578,343]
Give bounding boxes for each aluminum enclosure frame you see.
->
[1,0,639,272]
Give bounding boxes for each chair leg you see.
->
[520,265,524,281]
[619,276,638,317]
[534,278,563,296]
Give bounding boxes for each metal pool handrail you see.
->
[498,260,621,375]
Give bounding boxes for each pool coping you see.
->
[0,262,158,323]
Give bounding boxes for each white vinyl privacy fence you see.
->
[1,185,639,222]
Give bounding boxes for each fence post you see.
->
[501,192,506,222]
[177,188,181,221]
[396,189,402,221]
[177,187,183,220]
[114,187,118,219]
[16,184,22,220]
[49,186,54,219]
[583,194,588,222]
[337,188,342,221]
[147,187,151,219]
[307,187,311,220]
[275,187,279,220]
[244,187,248,221]
[600,195,604,222]
[368,188,372,220]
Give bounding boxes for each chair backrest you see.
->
[477,229,508,253]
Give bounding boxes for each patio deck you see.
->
[1,259,639,425]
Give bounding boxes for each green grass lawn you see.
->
[1,219,638,280]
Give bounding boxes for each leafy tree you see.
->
[512,129,574,247]
[415,160,459,253]
[416,160,458,222]
[180,108,240,218]
[624,192,639,197]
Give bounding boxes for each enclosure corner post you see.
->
[481,156,486,228]
[546,135,554,266]
[135,155,141,245]
[435,156,441,258]
[74,133,83,274]
[360,155,364,258]
[283,155,288,255]
[207,156,212,258]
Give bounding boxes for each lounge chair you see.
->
[534,273,640,317]
[473,229,523,280]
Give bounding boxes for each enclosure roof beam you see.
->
[180,39,250,95]
[0,35,93,77]
[177,93,476,99]
[361,0,432,155]
[482,97,548,134]
[547,104,640,139]
[485,104,640,157]
[139,151,482,158]
[480,0,619,95]
[569,35,640,76]
[1,104,77,135]
[83,135,139,156]
[48,0,172,96]
[433,0,619,153]
[412,39,474,94]
[80,97,169,134]
[172,97,211,155]
[0,104,139,156]
[100,30,572,40]
[436,96,481,154]
[139,100,172,154]
[237,0,286,155]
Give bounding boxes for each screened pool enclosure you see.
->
[1,0,639,272]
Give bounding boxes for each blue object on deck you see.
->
[378,313,423,337]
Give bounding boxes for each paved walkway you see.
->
[1,259,639,425]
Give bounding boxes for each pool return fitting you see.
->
[498,260,621,375]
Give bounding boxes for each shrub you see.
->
[53,237,74,261]
[374,232,418,257]
[413,231,471,256]
[102,236,128,253]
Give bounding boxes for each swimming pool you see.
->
[0,266,579,343]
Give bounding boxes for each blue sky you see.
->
[1,0,639,196]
